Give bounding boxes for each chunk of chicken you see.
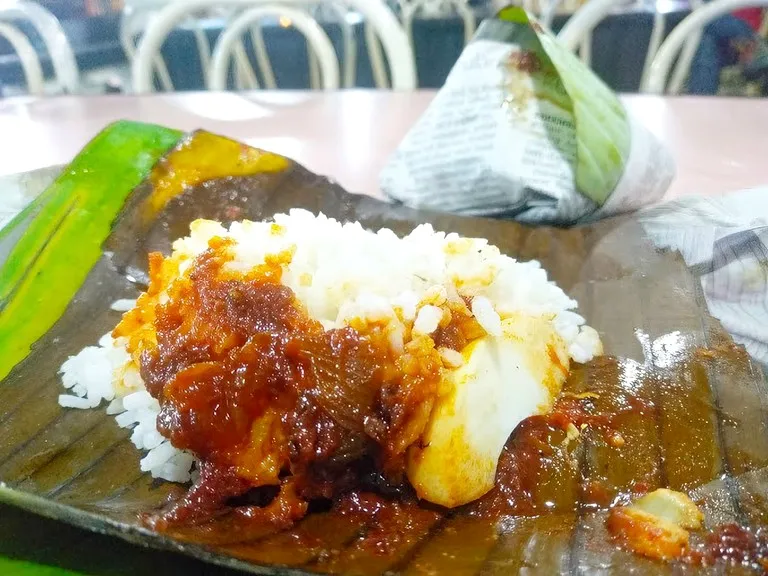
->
[607,488,704,561]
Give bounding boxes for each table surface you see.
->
[0,91,766,204]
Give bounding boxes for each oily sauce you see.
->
[687,524,768,573]
[118,242,652,541]
[470,359,655,518]
[116,240,767,573]
[116,240,454,529]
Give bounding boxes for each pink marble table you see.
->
[0,91,765,202]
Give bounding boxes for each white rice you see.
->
[413,305,443,335]
[109,298,137,312]
[57,210,602,484]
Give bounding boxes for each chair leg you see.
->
[579,32,592,67]
[365,21,389,88]
[0,22,45,95]
[250,25,276,89]
[640,12,665,90]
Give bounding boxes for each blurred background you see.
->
[0,0,766,96]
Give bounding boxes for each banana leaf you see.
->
[0,121,183,382]
[0,558,83,576]
[0,127,766,576]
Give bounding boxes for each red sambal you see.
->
[109,233,765,576]
[114,238,480,529]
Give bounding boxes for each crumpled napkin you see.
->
[380,8,675,226]
[638,187,768,367]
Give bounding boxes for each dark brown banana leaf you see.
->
[1,130,767,576]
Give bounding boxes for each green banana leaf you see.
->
[0,128,294,576]
[0,120,296,384]
[0,557,84,576]
[486,7,631,206]
[0,121,183,382]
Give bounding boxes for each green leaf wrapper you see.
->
[493,7,631,205]
[0,121,183,381]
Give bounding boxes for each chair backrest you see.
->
[645,0,768,94]
[0,21,44,94]
[556,0,625,49]
[550,0,634,66]
[121,0,218,91]
[123,0,357,90]
[121,2,174,91]
[309,3,357,88]
[556,0,633,67]
[0,1,79,94]
[649,0,704,93]
[209,5,340,89]
[400,0,476,49]
[242,2,358,89]
[132,0,416,92]
[538,0,563,29]
[365,0,474,89]
[556,0,697,86]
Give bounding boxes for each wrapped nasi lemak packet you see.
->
[379,7,675,225]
